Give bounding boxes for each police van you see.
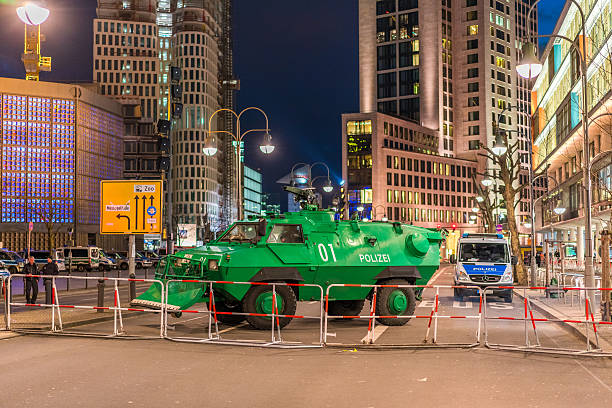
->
[450,233,517,303]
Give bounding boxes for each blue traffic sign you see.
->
[147,206,157,216]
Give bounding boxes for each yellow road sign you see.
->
[100,180,163,234]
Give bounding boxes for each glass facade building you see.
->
[0,78,124,251]
[243,166,262,218]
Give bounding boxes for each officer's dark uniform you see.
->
[42,260,59,304]
[23,261,38,304]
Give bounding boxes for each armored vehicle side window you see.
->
[218,223,258,243]
[266,224,304,244]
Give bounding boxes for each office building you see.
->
[243,166,262,218]
[93,0,162,181]
[94,0,235,242]
[351,0,537,239]
[531,0,612,261]
[0,78,124,251]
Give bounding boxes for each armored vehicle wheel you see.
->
[375,279,416,326]
[327,300,365,317]
[209,299,246,325]
[242,284,297,330]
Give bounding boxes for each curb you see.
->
[513,289,612,350]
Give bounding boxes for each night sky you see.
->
[0,0,560,203]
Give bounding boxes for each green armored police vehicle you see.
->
[133,189,444,329]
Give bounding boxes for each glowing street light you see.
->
[481,177,493,187]
[259,132,275,154]
[476,196,484,203]
[16,2,49,25]
[516,43,543,79]
[472,207,480,213]
[492,133,508,156]
[553,206,566,215]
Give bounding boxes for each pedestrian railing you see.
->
[323,284,482,348]
[5,273,612,356]
[6,274,164,339]
[164,279,324,348]
[482,285,612,356]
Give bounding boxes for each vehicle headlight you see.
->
[208,259,219,271]
[501,270,513,283]
[457,270,471,282]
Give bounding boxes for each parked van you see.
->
[29,249,66,272]
[450,233,517,303]
[59,246,100,271]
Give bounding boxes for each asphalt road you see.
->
[2,266,612,407]
[2,332,612,407]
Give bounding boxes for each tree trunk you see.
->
[504,189,526,285]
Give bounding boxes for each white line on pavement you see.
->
[575,360,612,394]
[218,322,248,334]
[360,324,388,343]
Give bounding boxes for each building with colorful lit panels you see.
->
[531,0,612,263]
[0,78,124,251]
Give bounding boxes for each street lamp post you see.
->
[204,107,274,221]
[519,0,594,301]
[289,162,334,193]
[16,1,51,81]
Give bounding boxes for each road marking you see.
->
[360,325,388,343]
[575,360,612,394]
[218,322,248,334]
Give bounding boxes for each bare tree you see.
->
[27,197,69,253]
[479,131,529,284]
[472,172,500,233]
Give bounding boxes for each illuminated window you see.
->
[467,24,478,35]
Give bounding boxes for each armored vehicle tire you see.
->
[77,264,85,272]
[375,279,416,326]
[327,300,365,317]
[242,284,297,330]
[209,299,246,325]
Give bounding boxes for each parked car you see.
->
[0,249,25,274]
[105,251,129,270]
[143,250,161,268]
[0,261,9,279]
[98,250,118,271]
[28,249,66,272]
[115,251,153,269]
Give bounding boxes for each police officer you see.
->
[42,256,59,304]
[23,256,38,304]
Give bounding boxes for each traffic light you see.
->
[170,66,181,82]
[171,102,183,119]
[171,84,182,99]
[158,136,170,152]
[158,157,170,171]
[157,119,171,134]
[451,223,457,231]
[338,186,346,219]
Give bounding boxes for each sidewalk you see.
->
[515,288,612,351]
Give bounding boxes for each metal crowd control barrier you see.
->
[164,279,324,348]
[7,274,164,339]
[482,285,612,356]
[2,276,8,331]
[324,284,483,348]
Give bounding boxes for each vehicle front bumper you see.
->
[455,281,512,296]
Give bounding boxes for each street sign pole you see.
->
[27,222,32,259]
[128,234,136,301]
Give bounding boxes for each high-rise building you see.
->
[243,166,262,218]
[170,0,224,241]
[351,0,536,239]
[93,0,161,181]
[0,77,124,251]
[94,0,234,243]
[531,0,612,262]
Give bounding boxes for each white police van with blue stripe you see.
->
[450,233,517,303]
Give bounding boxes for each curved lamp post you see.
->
[203,107,274,221]
[518,0,594,295]
[289,162,334,194]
